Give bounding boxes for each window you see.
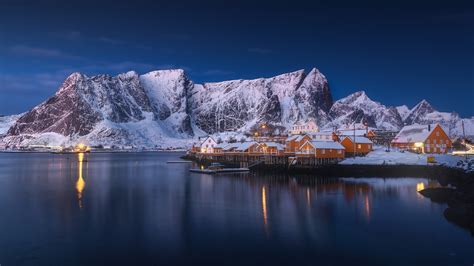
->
[426,147,430,152]
[357,144,362,149]
[433,139,436,144]
[440,139,443,144]
[436,132,440,136]
[337,150,342,154]
[322,149,325,154]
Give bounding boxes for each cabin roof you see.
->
[198,136,216,146]
[392,123,441,143]
[338,129,370,136]
[306,140,345,150]
[234,141,258,151]
[343,136,373,144]
[260,142,285,150]
[286,134,309,142]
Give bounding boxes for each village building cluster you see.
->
[191,120,453,164]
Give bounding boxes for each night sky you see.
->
[0,0,472,116]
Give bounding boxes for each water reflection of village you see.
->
[248,172,441,235]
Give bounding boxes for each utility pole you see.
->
[353,122,356,158]
[462,120,467,160]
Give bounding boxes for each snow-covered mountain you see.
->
[325,91,403,131]
[1,68,333,148]
[403,99,473,137]
[189,68,332,134]
[0,67,472,148]
[396,105,410,121]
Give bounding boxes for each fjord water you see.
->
[0,153,472,265]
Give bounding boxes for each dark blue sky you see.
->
[0,0,472,116]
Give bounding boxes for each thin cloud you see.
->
[98,37,126,45]
[9,45,83,60]
[0,72,68,94]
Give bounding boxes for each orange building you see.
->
[256,142,285,156]
[340,136,373,155]
[391,124,452,154]
[285,134,312,154]
[297,140,345,158]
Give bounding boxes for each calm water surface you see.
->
[0,152,472,265]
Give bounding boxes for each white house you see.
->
[310,131,335,141]
[289,119,319,135]
[197,136,218,153]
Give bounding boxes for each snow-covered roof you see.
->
[343,136,373,144]
[214,142,228,149]
[303,140,345,150]
[286,134,309,142]
[222,143,240,151]
[392,123,441,144]
[260,142,285,150]
[338,129,370,136]
[198,136,216,146]
[312,131,333,135]
[234,141,258,151]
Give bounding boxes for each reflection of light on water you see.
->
[76,152,86,209]
[262,186,268,226]
[416,182,425,192]
[306,188,311,207]
[364,195,371,220]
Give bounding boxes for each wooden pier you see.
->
[186,152,342,169]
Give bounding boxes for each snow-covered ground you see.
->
[341,146,474,173]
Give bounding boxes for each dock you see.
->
[189,168,250,174]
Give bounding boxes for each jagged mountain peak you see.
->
[411,99,434,112]
[327,90,403,131]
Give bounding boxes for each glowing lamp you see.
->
[414,142,424,148]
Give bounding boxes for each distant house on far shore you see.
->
[391,124,452,154]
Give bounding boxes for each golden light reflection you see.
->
[306,188,311,207]
[75,143,91,153]
[364,194,371,220]
[262,186,268,227]
[76,152,86,209]
[416,182,425,192]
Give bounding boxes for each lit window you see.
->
[357,144,361,149]
[337,150,342,154]
[322,149,325,154]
